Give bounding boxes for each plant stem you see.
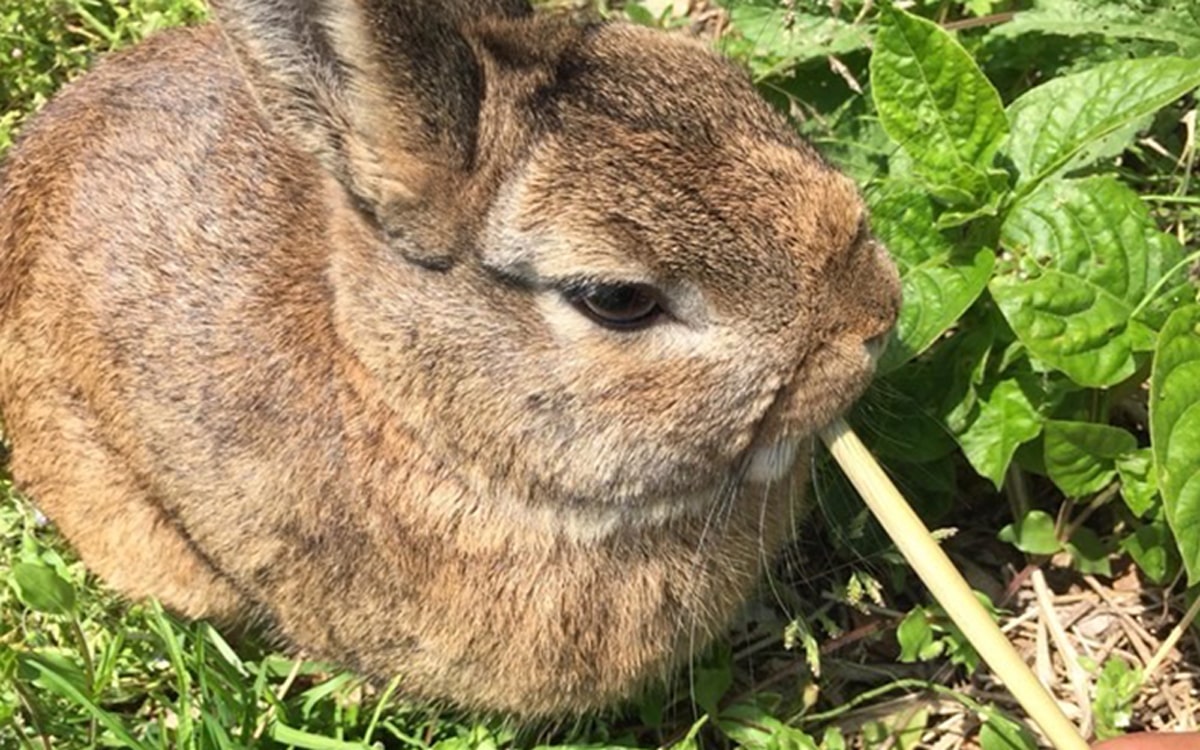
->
[822,420,1089,750]
[1144,589,1200,678]
[363,675,403,745]
[68,618,97,746]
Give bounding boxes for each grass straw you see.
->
[820,418,1090,750]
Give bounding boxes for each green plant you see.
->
[0,0,208,150]
[876,5,1199,587]
[1087,656,1143,739]
[717,0,1200,588]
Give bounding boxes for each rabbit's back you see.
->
[3,26,331,468]
[0,25,344,616]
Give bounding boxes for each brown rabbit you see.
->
[0,0,900,716]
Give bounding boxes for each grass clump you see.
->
[1,0,208,151]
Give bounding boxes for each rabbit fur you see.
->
[0,0,901,716]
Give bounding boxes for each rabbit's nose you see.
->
[843,240,901,344]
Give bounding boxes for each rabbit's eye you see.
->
[570,284,662,330]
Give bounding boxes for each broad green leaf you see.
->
[870,6,1008,206]
[1120,521,1180,585]
[723,3,870,73]
[991,272,1137,387]
[853,385,958,464]
[1003,177,1183,306]
[1043,421,1137,498]
[11,560,76,615]
[964,0,1003,16]
[1007,57,1200,186]
[955,378,1042,487]
[1116,448,1159,518]
[998,510,1061,555]
[1150,305,1200,583]
[868,183,995,372]
[939,319,998,434]
[937,595,989,672]
[990,2,1200,56]
[1067,527,1112,577]
[935,192,1005,229]
[637,682,666,729]
[993,176,1186,387]
[890,706,930,750]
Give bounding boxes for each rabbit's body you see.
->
[0,1,900,716]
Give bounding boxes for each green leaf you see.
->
[1120,521,1180,585]
[1043,421,1137,498]
[664,716,709,750]
[868,182,995,372]
[716,700,819,750]
[1003,177,1184,309]
[979,711,1038,750]
[692,654,733,717]
[1092,656,1143,740]
[1006,57,1200,186]
[870,6,1008,206]
[993,176,1186,387]
[270,723,372,750]
[938,319,998,434]
[998,510,1061,555]
[1116,448,1159,518]
[896,608,942,662]
[622,3,658,26]
[955,378,1043,487]
[889,706,930,750]
[11,560,76,615]
[1066,526,1112,577]
[820,727,847,750]
[19,649,89,697]
[990,2,1200,57]
[20,653,149,750]
[1150,304,1200,583]
[991,271,1138,387]
[723,4,870,71]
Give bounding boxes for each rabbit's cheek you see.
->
[781,338,880,435]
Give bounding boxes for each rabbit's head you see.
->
[214,0,899,539]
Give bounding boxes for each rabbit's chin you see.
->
[491,453,807,545]
[531,446,806,543]
[746,438,805,484]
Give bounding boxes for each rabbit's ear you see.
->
[210,0,531,267]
